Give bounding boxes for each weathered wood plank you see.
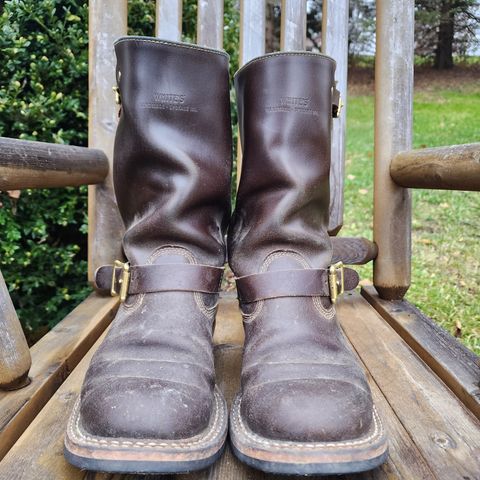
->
[0,138,108,190]
[0,269,31,391]
[197,0,224,49]
[331,237,378,265]
[322,0,348,235]
[280,0,306,51]
[239,0,266,66]
[155,0,182,41]
[0,297,440,479]
[0,293,118,461]
[338,292,480,479]
[361,285,480,420]
[213,294,244,346]
[373,0,414,300]
[391,143,480,191]
[88,0,127,282]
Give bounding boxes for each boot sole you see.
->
[229,394,388,475]
[64,386,228,474]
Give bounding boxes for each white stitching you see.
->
[114,37,228,58]
[67,389,226,450]
[231,395,384,450]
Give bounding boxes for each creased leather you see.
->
[78,38,232,440]
[229,52,375,443]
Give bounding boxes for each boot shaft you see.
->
[229,53,336,275]
[113,38,232,266]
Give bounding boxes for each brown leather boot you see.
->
[228,52,388,475]
[64,38,232,474]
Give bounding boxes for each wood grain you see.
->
[0,294,117,461]
[280,0,306,51]
[331,237,378,265]
[361,285,480,420]
[155,0,182,41]
[0,269,31,390]
[197,0,224,49]
[88,0,127,282]
[390,143,480,191]
[239,0,266,65]
[0,138,108,190]
[322,0,348,235]
[338,292,480,479]
[0,296,447,479]
[373,0,414,300]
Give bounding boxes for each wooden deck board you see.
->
[361,285,480,420]
[1,294,464,479]
[338,292,480,480]
[0,293,118,461]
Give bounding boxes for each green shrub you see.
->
[0,0,90,343]
[0,0,239,342]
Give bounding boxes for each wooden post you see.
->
[374,0,414,300]
[238,0,266,184]
[88,0,127,282]
[322,0,348,235]
[240,0,266,65]
[0,270,31,390]
[0,138,108,190]
[156,0,182,41]
[391,143,480,191]
[280,0,306,51]
[197,0,224,49]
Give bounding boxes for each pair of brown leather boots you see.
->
[64,38,388,476]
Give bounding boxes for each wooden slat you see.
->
[197,0,224,49]
[280,0,306,51]
[322,0,348,235]
[373,0,414,300]
[88,0,127,282]
[361,285,480,420]
[0,270,31,390]
[390,143,480,191]
[155,0,182,41]
[331,237,377,265]
[338,292,480,479]
[239,0,266,66]
[0,293,117,461]
[0,297,442,479]
[0,138,108,190]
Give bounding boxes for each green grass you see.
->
[343,87,480,355]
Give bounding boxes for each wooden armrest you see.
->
[390,143,480,191]
[0,137,109,190]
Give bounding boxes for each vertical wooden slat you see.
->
[88,0,127,282]
[373,0,414,300]
[0,270,31,390]
[280,0,306,50]
[156,0,182,41]
[239,0,266,65]
[322,0,348,235]
[197,0,224,49]
[237,0,266,184]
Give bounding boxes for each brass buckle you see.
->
[111,260,130,302]
[328,261,345,304]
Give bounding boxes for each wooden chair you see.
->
[0,1,479,478]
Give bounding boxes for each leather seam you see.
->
[114,37,228,58]
[68,390,225,449]
[232,396,383,450]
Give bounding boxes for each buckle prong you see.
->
[328,261,345,304]
[111,260,130,302]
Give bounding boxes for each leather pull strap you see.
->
[235,268,359,304]
[95,263,224,296]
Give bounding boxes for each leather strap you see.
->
[95,263,224,295]
[235,268,359,303]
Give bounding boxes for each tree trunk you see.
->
[434,0,455,69]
